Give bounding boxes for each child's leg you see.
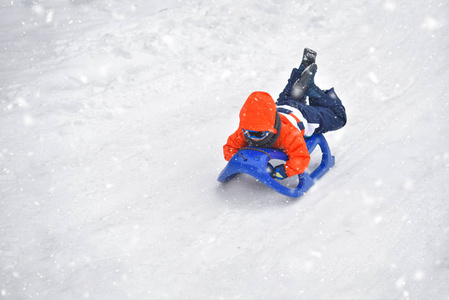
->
[277,86,346,135]
[278,49,317,104]
[277,68,305,104]
[304,86,347,134]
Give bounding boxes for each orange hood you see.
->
[239,91,278,133]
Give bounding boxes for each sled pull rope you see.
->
[241,147,272,160]
[235,152,247,161]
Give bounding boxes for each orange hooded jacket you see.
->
[223,91,310,177]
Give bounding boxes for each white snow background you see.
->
[1,0,449,299]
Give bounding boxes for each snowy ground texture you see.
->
[1,0,449,299]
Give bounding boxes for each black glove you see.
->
[268,163,288,180]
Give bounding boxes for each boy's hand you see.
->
[272,164,288,180]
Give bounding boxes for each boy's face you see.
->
[242,129,270,141]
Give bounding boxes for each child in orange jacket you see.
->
[223,48,347,179]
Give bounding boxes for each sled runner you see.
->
[217,134,335,198]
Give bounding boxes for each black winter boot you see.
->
[292,63,317,101]
[300,48,317,69]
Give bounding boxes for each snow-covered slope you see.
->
[1,0,448,299]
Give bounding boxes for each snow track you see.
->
[1,0,448,299]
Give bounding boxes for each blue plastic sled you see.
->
[217,134,335,198]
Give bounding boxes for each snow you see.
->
[1,0,449,299]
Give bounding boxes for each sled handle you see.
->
[218,134,335,197]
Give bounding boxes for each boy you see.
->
[223,48,347,179]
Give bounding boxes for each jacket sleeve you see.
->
[277,127,310,177]
[223,129,248,161]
